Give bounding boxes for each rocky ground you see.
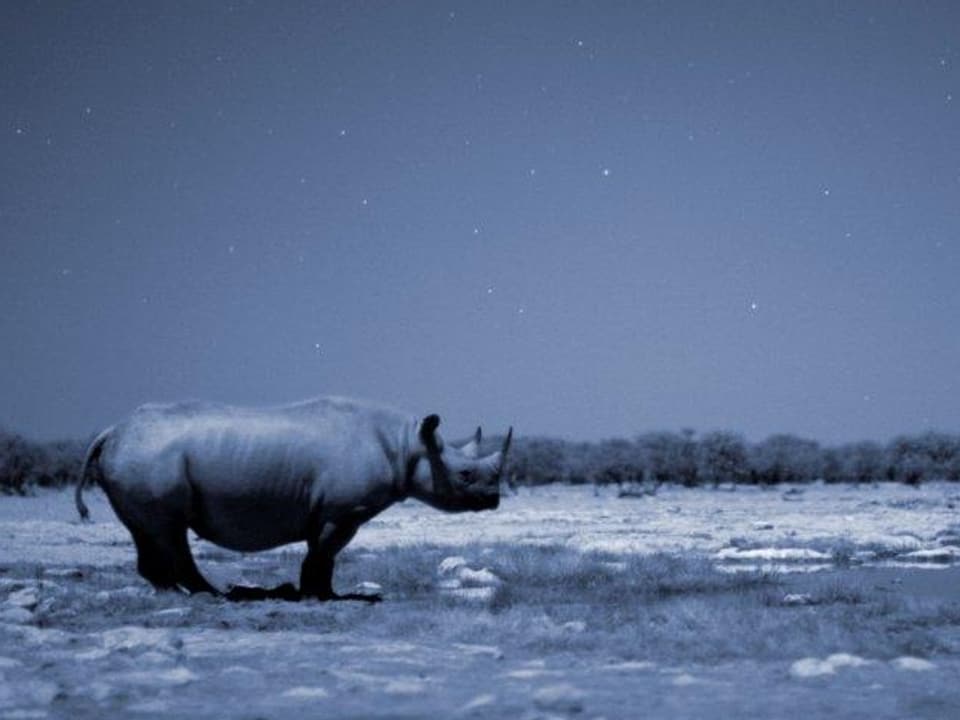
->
[1,483,959,719]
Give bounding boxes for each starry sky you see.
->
[2,1,958,443]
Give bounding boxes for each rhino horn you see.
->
[496,427,513,476]
[460,426,482,459]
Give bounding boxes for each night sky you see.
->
[2,1,958,443]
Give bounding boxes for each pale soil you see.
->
[1,483,959,719]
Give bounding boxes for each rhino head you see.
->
[408,415,512,512]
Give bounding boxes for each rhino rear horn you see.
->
[498,427,513,473]
[460,426,483,458]
[419,414,441,453]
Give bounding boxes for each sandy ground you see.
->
[1,483,959,719]
[3,481,957,570]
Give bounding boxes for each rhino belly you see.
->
[186,471,317,552]
[189,495,311,552]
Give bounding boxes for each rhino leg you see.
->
[131,530,178,590]
[129,521,219,596]
[300,522,380,603]
[169,528,220,595]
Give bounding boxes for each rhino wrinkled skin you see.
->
[75,396,512,602]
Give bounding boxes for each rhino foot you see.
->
[328,591,383,604]
[224,582,302,602]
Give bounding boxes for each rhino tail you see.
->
[75,426,113,522]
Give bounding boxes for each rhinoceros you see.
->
[74,396,512,602]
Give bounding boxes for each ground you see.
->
[1,482,960,719]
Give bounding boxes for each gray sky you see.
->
[2,1,958,443]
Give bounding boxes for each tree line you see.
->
[2,427,960,495]
[503,430,960,488]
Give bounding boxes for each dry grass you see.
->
[5,542,960,670]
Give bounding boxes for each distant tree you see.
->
[887,435,927,485]
[0,430,83,494]
[509,437,571,485]
[696,431,747,487]
[749,434,822,485]
[637,431,698,486]
[834,441,886,484]
[916,432,960,481]
[591,439,644,486]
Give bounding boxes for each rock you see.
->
[0,607,34,624]
[384,679,427,695]
[446,587,497,603]
[902,547,960,563]
[152,606,190,618]
[282,686,330,699]
[505,668,563,679]
[452,643,504,660]
[22,680,60,705]
[782,593,814,606]
[457,693,497,715]
[6,588,39,610]
[127,699,170,713]
[532,684,586,714]
[44,568,83,579]
[87,681,115,703]
[561,621,586,633]
[824,653,871,669]
[602,660,656,672]
[892,656,935,671]
[715,547,831,562]
[752,521,774,531]
[353,581,383,594]
[438,556,469,576]
[118,666,198,686]
[790,653,871,678]
[790,658,834,678]
[438,559,503,601]
[458,567,502,587]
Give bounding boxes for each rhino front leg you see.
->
[300,522,380,603]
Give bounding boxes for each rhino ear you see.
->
[419,414,442,452]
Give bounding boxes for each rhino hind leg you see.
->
[130,524,219,596]
[131,530,178,590]
[300,522,381,603]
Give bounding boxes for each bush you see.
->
[0,429,84,495]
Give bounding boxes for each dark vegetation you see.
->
[0,429,84,495]
[502,430,960,489]
[2,427,960,495]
